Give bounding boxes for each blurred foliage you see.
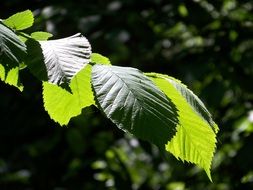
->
[0,0,253,189]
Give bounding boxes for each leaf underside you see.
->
[39,33,91,84]
[92,65,179,148]
[148,74,217,181]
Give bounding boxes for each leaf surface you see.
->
[0,22,26,64]
[92,65,179,148]
[0,64,23,91]
[25,33,91,84]
[148,73,218,181]
[0,22,26,90]
[31,31,53,41]
[39,33,91,84]
[25,39,48,81]
[43,64,94,125]
[3,10,34,30]
[167,76,219,133]
[91,53,111,65]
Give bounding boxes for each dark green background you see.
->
[1,0,253,189]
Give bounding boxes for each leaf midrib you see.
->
[102,67,176,129]
[42,41,67,80]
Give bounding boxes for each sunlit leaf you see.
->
[31,31,53,41]
[91,53,111,65]
[39,33,91,84]
[0,64,23,91]
[3,10,34,30]
[148,73,217,181]
[43,64,95,125]
[168,76,218,133]
[0,22,26,91]
[0,64,4,79]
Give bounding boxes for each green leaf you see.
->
[0,22,26,91]
[91,53,111,65]
[25,39,48,81]
[43,64,95,125]
[28,33,91,84]
[31,31,53,41]
[148,73,217,181]
[0,64,4,79]
[178,4,188,17]
[0,22,27,64]
[18,32,30,43]
[69,64,95,107]
[92,65,179,148]
[167,76,219,134]
[0,64,23,91]
[3,10,34,30]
